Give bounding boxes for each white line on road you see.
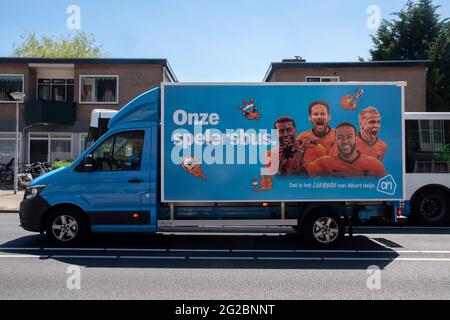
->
[106,248,167,252]
[356,250,396,253]
[395,258,450,261]
[323,257,391,261]
[419,250,450,254]
[119,256,186,260]
[2,254,450,262]
[294,250,357,253]
[51,255,119,259]
[169,249,230,252]
[0,248,42,251]
[257,257,322,261]
[188,256,254,260]
[233,249,295,253]
[44,248,106,251]
[0,254,49,258]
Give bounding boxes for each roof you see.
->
[263,60,432,82]
[0,57,177,82]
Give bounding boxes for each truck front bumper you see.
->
[19,194,51,232]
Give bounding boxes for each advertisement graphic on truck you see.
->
[162,83,405,202]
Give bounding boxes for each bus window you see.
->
[406,120,450,173]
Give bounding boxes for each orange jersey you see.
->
[264,143,326,175]
[356,134,387,161]
[297,128,336,154]
[305,151,387,178]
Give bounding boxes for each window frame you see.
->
[79,75,119,105]
[0,132,23,164]
[0,74,25,103]
[36,78,74,102]
[90,130,145,172]
[28,132,73,163]
[305,76,340,83]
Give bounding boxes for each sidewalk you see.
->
[0,189,23,212]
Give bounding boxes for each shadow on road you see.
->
[0,232,399,270]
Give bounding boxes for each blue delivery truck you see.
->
[20,82,447,247]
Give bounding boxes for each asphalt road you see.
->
[0,212,449,300]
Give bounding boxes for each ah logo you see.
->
[377,175,397,196]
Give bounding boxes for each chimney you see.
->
[282,56,306,63]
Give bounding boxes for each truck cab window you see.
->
[92,131,144,171]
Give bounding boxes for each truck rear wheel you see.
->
[413,188,449,226]
[45,207,89,246]
[302,210,345,248]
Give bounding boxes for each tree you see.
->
[369,0,449,111]
[12,32,107,58]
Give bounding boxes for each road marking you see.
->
[257,257,322,261]
[120,256,186,260]
[51,255,119,259]
[420,250,450,254]
[106,248,167,252]
[2,254,450,262]
[393,250,420,253]
[188,256,254,260]
[356,250,395,253]
[294,250,356,253]
[323,257,391,261]
[44,248,106,251]
[0,254,49,258]
[0,248,42,251]
[232,249,295,253]
[395,258,450,261]
[169,249,230,252]
[354,226,450,229]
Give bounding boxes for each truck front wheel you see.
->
[302,210,345,248]
[45,207,89,245]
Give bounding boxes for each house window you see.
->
[80,76,118,104]
[37,79,74,102]
[0,75,24,102]
[29,132,72,163]
[0,133,22,164]
[306,76,340,82]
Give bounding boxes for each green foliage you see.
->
[12,32,106,58]
[369,0,450,111]
[51,160,74,170]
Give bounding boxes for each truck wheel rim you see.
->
[312,217,339,244]
[420,197,443,220]
[52,215,78,242]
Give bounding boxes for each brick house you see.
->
[0,58,176,164]
[263,58,431,112]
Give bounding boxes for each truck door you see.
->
[81,129,150,231]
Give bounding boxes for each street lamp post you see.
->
[10,92,25,195]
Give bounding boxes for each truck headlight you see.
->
[25,185,46,199]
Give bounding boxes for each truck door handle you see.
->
[128,178,143,183]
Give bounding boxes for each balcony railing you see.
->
[25,100,76,125]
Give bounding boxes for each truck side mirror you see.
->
[84,154,94,172]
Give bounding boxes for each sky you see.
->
[1,0,449,82]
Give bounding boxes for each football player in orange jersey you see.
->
[297,101,336,154]
[305,122,387,177]
[264,116,326,176]
[357,107,387,161]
